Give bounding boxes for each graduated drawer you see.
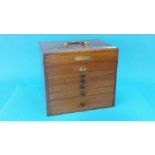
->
[44,60,117,76]
[49,79,114,93]
[49,86,114,100]
[41,39,119,116]
[46,70,115,100]
[47,70,115,86]
[48,94,114,115]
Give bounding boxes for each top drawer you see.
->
[44,49,118,66]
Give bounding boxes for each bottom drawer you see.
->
[47,94,114,115]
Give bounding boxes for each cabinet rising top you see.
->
[40,39,118,54]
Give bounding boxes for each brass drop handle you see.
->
[81,90,86,96]
[81,79,86,83]
[80,102,86,107]
[64,41,88,48]
[81,93,85,96]
[81,85,85,89]
[81,74,86,78]
[80,76,86,82]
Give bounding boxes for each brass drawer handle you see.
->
[80,78,86,83]
[80,81,86,87]
[81,74,86,78]
[80,74,86,89]
[80,85,85,89]
[80,102,86,107]
[80,74,86,80]
[81,91,86,96]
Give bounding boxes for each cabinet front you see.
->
[44,51,118,115]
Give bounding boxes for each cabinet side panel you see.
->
[112,49,119,106]
[43,55,51,116]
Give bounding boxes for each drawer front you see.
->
[48,94,114,115]
[44,49,118,65]
[45,70,116,100]
[45,60,117,76]
[44,51,118,115]
[47,70,115,82]
[49,79,114,93]
[47,70,115,87]
[49,86,114,100]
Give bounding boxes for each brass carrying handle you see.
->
[64,41,88,48]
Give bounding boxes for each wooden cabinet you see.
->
[40,39,118,115]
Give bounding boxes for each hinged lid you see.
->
[40,39,117,54]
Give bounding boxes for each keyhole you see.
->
[79,66,87,72]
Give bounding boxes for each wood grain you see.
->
[48,94,113,115]
[49,86,114,100]
[45,61,117,76]
[47,71,115,86]
[41,39,118,115]
[44,49,118,65]
[48,79,114,93]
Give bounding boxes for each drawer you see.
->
[47,70,115,86]
[45,60,117,76]
[47,70,115,81]
[46,70,116,100]
[49,86,114,100]
[44,49,118,65]
[41,39,118,115]
[48,94,114,115]
[49,79,114,93]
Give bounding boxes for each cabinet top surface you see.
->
[40,39,117,54]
